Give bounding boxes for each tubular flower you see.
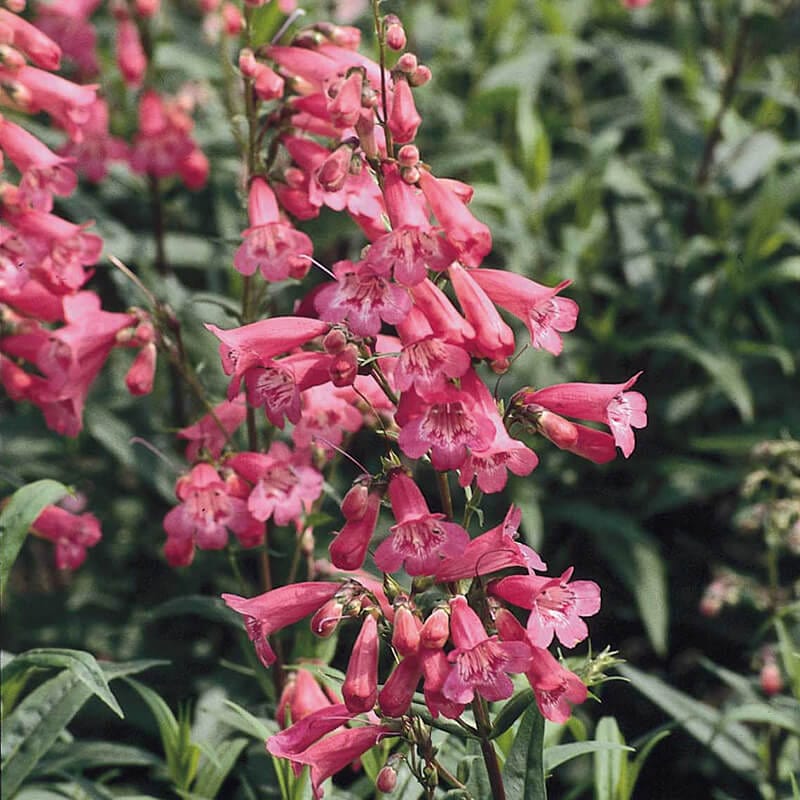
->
[517,373,647,458]
[469,269,578,356]
[277,668,339,728]
[374,470,469,576]
[329,482,382,571]
[342,614,379,713]
[222,582,342,667]
[30,504,101,570]
[491,567,601,648]
[442,596,532,704]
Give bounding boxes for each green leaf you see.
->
[543,741,634,773]
[219,700,275,741]
[2,649,123,718]
[720,703,800,736]
[490,688,534,740]
[464,738,491,799]
[618,665,760,777]
[594,717,625,800]
[192,736,248,799]
[0,480,69,597]
[1,669,93,797]
[624,729,670,800]
[36,741,161,774]
[501,703,546,800]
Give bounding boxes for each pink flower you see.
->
[442,596,531,704]
[519,373,647,458]
[125,342,156,396]
[177,395,247,461]
[457,369,538,493]
[205,316,328,398]
[387,76,421,144]
[395,379,494,471]
[434,506,546,583]
[469,270,578,356]
[30,504,101,570]
[408,277,475,345]
[229,443,324,525]
[272,723,394,799]
[0,117,78,212]
[60,99,128,183]
[162,463,264,566]
[277,668,339,728]
[268,703,356,765]
[449,263,515,363]
[223,582,342,667]
[129,90,195,178]
[378,655,423,717]
[374,471,469,576]
[292,383,363,454]
[115,18,147,88]
[329,483,382,571]
[417,169,491,268]
[233,178,313,281]
[0,8,62,71]
[494,608,587,723]
[491,567,601,648]
[313,259,411,337]
[342,614,379,713]
[393,326,471,397]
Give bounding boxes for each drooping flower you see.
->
[374,470,469,576]
[469,269,578,356]
[342,614,379,713]
[517,373,647,458]
[441,596,531,704]
[329,482,382,571]
[491,567,601,648]
[30,504,102,570]
[277,668,340,728]
[229,443,323,526]
[222,582,342,667]
[177,395,248,461]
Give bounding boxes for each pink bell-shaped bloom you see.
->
[378,654,423,717]
[469,269,578,356]
[387,76,421,144]
[229,443,324,526]
[374,470,469,576]
[60,99,128,183]
[491,567,601,648]
[417,169,491,267]
[33,0,100,77]
[234,178,313,281]
[277,668,339,728]
[0,8,62,70]
[326,69,363,127]
[129,90,195,178]
[449,263,515,363]
[314,259,411,337]
[0,117,78,211]
[420,607,450,650]
[115,17,147,88]
[223,582,342,667]
[395,378,495,472]
[442,596,532,705]
[273,723,394,799]
[494,607,587,723]
[205,316,328,398]
[177,395,247,461]
[30,504,101,570]
[163,463,265,566]
[342,614,379,713]
[519,373,647,458]
[178,146,209,190]
[421,648,466,720]
[292,383,364,454]
[268,703,356,766]
[434,505,545,583]
[392,605,422,656]
[253,62,285,101]
[329,482,382,571]
[408,277,475,345]
[457,369,538,493]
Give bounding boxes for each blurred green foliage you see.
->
[2,0,799,797]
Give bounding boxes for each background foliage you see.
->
[2,0,799,798]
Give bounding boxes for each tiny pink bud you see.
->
[239,48,258,77]
[384,15,406,51]
[329,344,358,387]
[420,607,449,650]
[311,598,343,637]
[376,765,398,793]
[760,661,783,696]
[400,165,420,184]
[395,52,417,74]
[125,343,157,396]
[221,2,243,35]
[409,65,432,87]
[537,409,579,449]
[397,144,420,167]
[323,328,347,355]
[341,483,369,519]
[316,145,351,193]
[179,148,209,191]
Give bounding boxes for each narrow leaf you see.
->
[1,670,93,797]
[594,717,625,800]
[544,741,634,772]
[0,480,68,596]
[192,736,248,798]
[501,703,546,800]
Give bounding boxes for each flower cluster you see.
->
[139,11,650,796]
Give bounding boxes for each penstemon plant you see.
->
[1,1,650,798]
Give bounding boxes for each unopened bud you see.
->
[760,660,783,696]
[0,44,25,70]
[323,328,347,354]
[310,598,343,637]
[392,605,421,656]
[221,2,243,35]
[420,607,449,649]
[400,165,420,184]
[409,65,432,87]
[384,15,406,51]
[376,765,398,793]
[238,48,258,77]
[329,344,358,387]
[395,52,417,74]
[536,409,579,449]
[317,145,352,193]
[397,145,420,167]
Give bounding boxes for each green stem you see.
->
[473,696,507,800]
[436,471,454,520]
